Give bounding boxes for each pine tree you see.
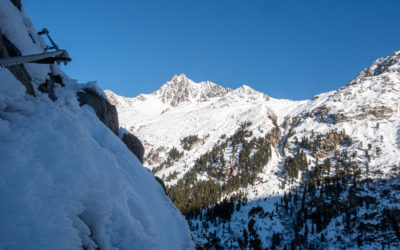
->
[305,224,308,242]
[243,229,248,247]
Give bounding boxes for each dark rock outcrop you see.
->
[121,132,145,163]
[10,0,22,10]
[315,131,352,158]
[77,88,119,135]
[77,89,145,163]
[38,74,65,101]
[0,28,35,95]
[154,176,166,193]
[363,51,400,77]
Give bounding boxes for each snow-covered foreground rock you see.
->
[0,86,193,250]
[0,1,193,249]
[107,52,400,249]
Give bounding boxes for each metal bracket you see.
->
[38,28,60,51]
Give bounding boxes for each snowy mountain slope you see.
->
[107,50,400,249]
[106,74,304,184]
[285,50,400,177]
[0,1,193,249]
[105,74,310,188]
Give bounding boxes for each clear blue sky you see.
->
[24,0,400,100]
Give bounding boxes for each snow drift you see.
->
[0,1,193,249]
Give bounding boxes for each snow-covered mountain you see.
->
[106,74,289,185]
[106,51,400,249]
[154,74,232,106]
[0,1,193,249]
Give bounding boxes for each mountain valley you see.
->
[106,52,400,249]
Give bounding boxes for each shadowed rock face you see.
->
[0,29,35,95]
[155,176,166,193]
[77,89,145,163]
[10,0,22,10]
[77,88,119,135]
[121,132,145,163]
[38,74,65,101]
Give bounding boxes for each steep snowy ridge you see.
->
[108,50,400,249]
[0,1,193,249]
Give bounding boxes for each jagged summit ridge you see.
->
[106,74,270,107]
[364,50,400,76]
[153,73,232,106]
[350,49,400,85]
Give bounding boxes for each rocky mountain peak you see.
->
[349,49,400,85]
[170,73,189,83]
[234,85,263,95]
[153,74,232,106]
[365,50,400,77]
[227,84,270,101]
